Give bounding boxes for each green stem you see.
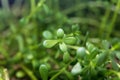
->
[50,67,65,80]
[31,0,36,13]
[82,31,89,46]
[21,64,37,80]
[27,0,46,22]
[64,70,74,80]
[99,5,111,38]
[62,1,110,15]
[50,58,76,80]
[106,0,120,39]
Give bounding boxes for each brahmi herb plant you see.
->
[43,25,120,80]
[0,0,120,80]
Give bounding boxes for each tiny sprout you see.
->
[57,28,64,38]
[39,64,48,80]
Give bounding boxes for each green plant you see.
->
[43,26,120,80]
[0,0,120,80]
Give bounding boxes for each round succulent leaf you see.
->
[64,37,77,45]
[42,30,53,39]
[43,40,58,48]
[16,70,25,78]
[71,62,82,75]
[59,42,67,52]
[76,47,86,59]
[57,28,64,38]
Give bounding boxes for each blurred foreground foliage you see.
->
[0,0,120,80]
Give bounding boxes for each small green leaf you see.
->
[39,64,48,80]
[57,28,64,38]
[96,52,108,66]
[64,37,76,45]
[16,35,24,51]
[72,24,79,32]
[43,4,50,14]
[59,42,67,52]
[86,42,95,53]
[19,18,28,25]
[89,47,98,59]
[111,59,119,71]
[43,40,58,48]
[32,60,39,69]
[16,70,25,78]
[76,47,86,59]
[115,51,120,60]
[71,62,82,75]
[42,30,53,39]
[102,40,110,49]
[63,52,70,63]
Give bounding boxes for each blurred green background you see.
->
[0,0,120,79]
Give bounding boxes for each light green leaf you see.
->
[63,52,70,63]
[59,42,67,52]
[71,62,82,75]
[39,64,48,80]
[76,47,86,59]
[57,28,64,38]
[42,30,53,39]
[64,37,76,45]
[43,40,58,48]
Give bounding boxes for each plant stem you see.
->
[99,5,110,38]
[82,31,89,46]
[31,0,36,13]
[27,0,46,22]
[50,58,76,80]
[106,0,120,39]
[50,67,65,80]
[21,64,37,80]
[64,70,74,80]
